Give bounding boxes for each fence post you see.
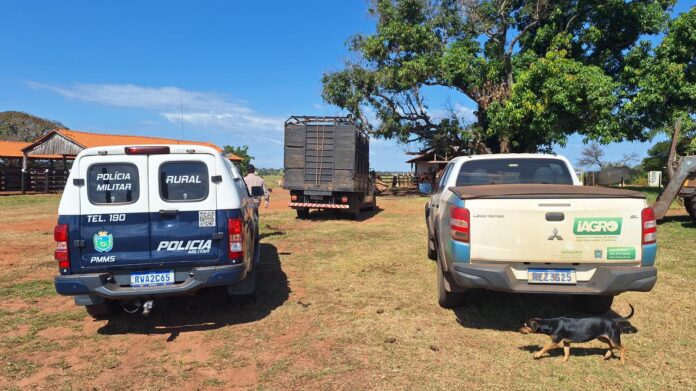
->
[45,169,49,193]
[21,169,26,194]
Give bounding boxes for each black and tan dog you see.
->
[519,304,634,364]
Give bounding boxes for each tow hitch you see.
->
[121,299,155,316]
[142,300,154,316]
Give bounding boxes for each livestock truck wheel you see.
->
[685,196,696,221]
[296,208,310,219]
[437,253,465,309]
[85,300,117,319]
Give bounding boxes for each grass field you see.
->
[0,192,694,390]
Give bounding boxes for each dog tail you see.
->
[616,304,634,322]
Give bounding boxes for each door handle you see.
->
[159,209,179,218]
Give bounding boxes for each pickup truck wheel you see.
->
[296,208,310,219]
[427,232,437,260]
[437,256,465,309]
[574,295,614,314]
[85,301,117,319]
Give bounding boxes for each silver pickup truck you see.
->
[424,154,657,313]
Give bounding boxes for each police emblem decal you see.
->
[93,231,114,253]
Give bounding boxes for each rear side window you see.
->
[159,161,209,202]
[88,163,140,204]
[455,158,573,186]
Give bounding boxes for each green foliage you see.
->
[0,111,66,142]
[322,0,679,155]
[223,145,254,175]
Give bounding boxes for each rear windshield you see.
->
[455,158,573,186]
[159,161,209,202]
[88,163,140,204]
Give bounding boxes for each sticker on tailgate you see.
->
[607,247,636,260]
[573,218,622,236]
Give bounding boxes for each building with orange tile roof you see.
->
[19,128,242,166]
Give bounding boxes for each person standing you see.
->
[243,164,270,209]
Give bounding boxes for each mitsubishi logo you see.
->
[548,228,563,241]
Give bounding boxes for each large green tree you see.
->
[322,0,676,155]
[223,145,254,175]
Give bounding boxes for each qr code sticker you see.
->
[198,211,216,227]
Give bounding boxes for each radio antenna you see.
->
[180,92,184,140]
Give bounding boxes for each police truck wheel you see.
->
[296,208,309,219]
[85,301,117,319]
[437,253,465,309]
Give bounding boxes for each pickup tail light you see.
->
[228,217,244,260]
[641,207,657,245]
[54,224,70,270]
[450,207,470,243]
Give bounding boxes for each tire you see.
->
[685,196,696,221]
[228,267,256,304]
[427,229,437,261]
[574,295,614,315]
[85,301,116,319]
[296,208,310,219]
[437,253,465,309]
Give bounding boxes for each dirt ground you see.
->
[0,193,694,390]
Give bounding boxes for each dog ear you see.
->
[529,319,540,332]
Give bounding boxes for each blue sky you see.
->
[0,1,691,171]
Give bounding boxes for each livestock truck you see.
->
[283,116,376,219]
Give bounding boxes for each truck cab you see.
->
[53,145,260,318]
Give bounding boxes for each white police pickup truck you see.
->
[425,154,657,313]
[53,145,261,318]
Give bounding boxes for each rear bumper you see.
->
[289,202,349,209]
[449,263,657,295]
[54,264,247,299]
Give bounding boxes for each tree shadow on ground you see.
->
[452,291,636,332]
[659,214,695,228]
[97,243,289,336]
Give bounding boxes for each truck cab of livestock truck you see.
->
[283,116,377,219]
[53,145,260,319]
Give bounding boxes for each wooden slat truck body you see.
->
[283,116,376,219]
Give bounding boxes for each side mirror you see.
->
[418,182,433,195]
[251,186,265,197]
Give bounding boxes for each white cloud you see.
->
[428,103,476,123]
[27,81,283,134]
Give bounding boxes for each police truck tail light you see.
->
[125,146,170,155]
[291,194,298,201]
[54,224,70,270]
[450,207,470,243]
[642,207,657,245]
[341,196,349,203]
[227,218,244,259]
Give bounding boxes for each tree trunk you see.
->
[499,136,511,154]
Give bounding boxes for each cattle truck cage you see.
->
[283,116,370,193]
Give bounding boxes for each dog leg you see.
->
[534,342,558,359]
[562,341,571,363]
[618,345,626,365]
[604,349,613,360]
